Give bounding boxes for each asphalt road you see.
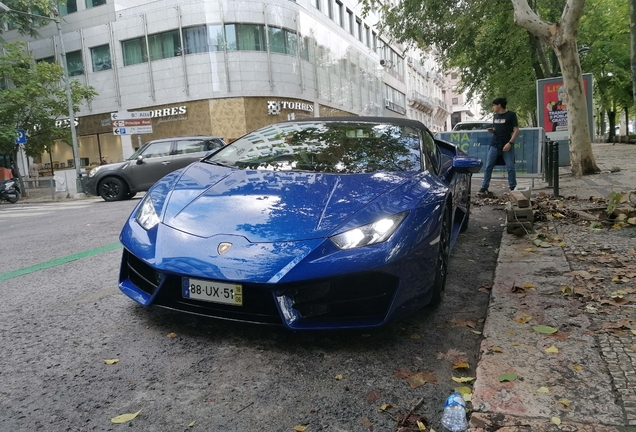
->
[0,195,503,432]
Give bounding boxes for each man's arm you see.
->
[510,126,519,143]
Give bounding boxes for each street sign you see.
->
[111,111,152,120]
[15,129,26,144]
[111,119,152,128]
[111,112,153,135]
[113,126,153,135]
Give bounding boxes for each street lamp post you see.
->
[0,2,84,194]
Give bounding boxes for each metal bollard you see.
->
[551,141,559,197]
[545,140,553,187]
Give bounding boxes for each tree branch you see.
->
[510,0,552,40]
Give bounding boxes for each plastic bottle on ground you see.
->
[441,391,468,432]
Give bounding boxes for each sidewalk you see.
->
[470,143,636,431]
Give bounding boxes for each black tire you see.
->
[429,205,451,306]
[122,192,137,200]
[460,177,472,232]
[98,177,127,201]
[7,190,20,204]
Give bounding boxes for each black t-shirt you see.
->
[491,110,518,148]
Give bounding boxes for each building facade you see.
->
[3,0,451,170]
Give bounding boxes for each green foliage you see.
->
[367,0,627,128]
[579,0,631,123]
[0,42,97,159]
[0,0,55,38]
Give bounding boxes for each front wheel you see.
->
[7,190,21,204]
[429,205,451,306]
[98,177,127,201]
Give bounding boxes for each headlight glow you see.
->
[135,195,160,230]
[330,211,409,250]
[88,166,100,178]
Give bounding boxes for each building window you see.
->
[356,19,362,42]
[148,30,181,61]
[86,0,106,8]
[225,24,266,51]
[335,1,343,27]
[90,44,111,71]
[311,0,320,11]
[66,50,84,76]
[452,97,458,105]
[122,37,147,66]
[327,0,333,20]
[346,9,354,35]
[268,27,297,55]
[182,25,224,54]
[58,0,77,15]
[36,56,55,64]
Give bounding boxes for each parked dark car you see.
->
[118,117,482,329]
[82,136,226,201]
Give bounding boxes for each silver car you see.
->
[82,136,226,201]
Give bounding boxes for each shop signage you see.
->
[150,106,187,118]
[267,100,314,115]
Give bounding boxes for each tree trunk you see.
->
[553,39,599,176]
[631,0,636,121]
[608,110,616,143]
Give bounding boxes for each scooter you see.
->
[0,178,21,203]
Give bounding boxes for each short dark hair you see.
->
[492,97,507,108]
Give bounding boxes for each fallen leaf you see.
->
[498,373,518,382]
[110,409,142,424]
[393,369,413,379]
[537,387,549,393]
[406,373,428,389]
[293,426,307,432]
[378,403,392,412]
[334,374,343,380]
[104,359,120,365]
[452,362,470,370]
[452,376,475,383]
[545,346,559,354]
[365,390,381,403]
[360,417,373,430]
[552,417,561,425]
[532,325,558,334]
[524,247,533,252]
[490,346,503,353]
[572,365,583,371]
[471,330,482,335]
[188,421,196,427]
[629,344,636,351]
[558,399,570,408]
[523,283,535,289]
[417,420,426,430]
[410,333,421,339]
[601,319,633,330]
[436,349,467,364]
[166,332,177,338]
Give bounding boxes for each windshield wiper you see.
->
[203,160,232,168]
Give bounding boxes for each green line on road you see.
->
[0,242,122,282]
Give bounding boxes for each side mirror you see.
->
[452,156,482,174]
[136,155,144,165]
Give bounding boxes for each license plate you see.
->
[182,278,243,306]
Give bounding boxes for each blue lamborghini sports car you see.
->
[119,117,482,330]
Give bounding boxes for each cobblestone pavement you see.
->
[470,142,636,430]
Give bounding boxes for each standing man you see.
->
[29,161,40,187]
[478,97,519,195]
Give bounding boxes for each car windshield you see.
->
[202,121,422,174]
[453,122,492,131]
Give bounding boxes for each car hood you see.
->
[160,163,414,242]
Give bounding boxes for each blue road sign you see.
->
[15,129,26,144]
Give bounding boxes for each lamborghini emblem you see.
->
[217,242,232,255]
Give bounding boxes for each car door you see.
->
[129,140,175,191]
[173,138,226,169]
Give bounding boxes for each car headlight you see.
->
[88,166,101,178]
[135,195,160,230]
[330,211,409,250]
